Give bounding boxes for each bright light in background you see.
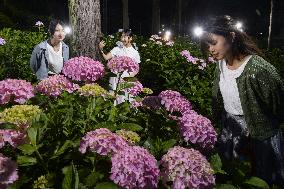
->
[235,22,243,31]
[193,26,204,37]
[164,30,171,41]
[64,26,71,34]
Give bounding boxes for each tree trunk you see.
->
[122,0,129,29]
[268,0,274,50]
[152,0,160,34]
[178,0,182,36]
[68,0,102,60]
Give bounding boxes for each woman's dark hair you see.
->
[200,15,263,59]
[48,19,64,36]
[122,29,133,37]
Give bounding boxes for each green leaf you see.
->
[62,166,73,189]
[244,177,270,189]
[27,127,37,146]
[51,140,74,159]
[210,153,226,174]
[123,77,138,82]
[117,123,143,132]
[17,156,37,166]
[95,182,120,189]
[17,144,37,155]
[162,139,176,153]
[85,171,104,187]
[214,184,238,189]
[0,122,18,129]
[117,82,135,91]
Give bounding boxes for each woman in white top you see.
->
[30,19,69,80]
[99,29,141,101]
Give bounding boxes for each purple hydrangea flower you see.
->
[142,96,162,110]
[35,21,44,27]
[79,128,129,156]
[124,81,143,96]
[110,146,160,189]
[0,79,34,104]
[107,56,139,75]
[0,129,26,149]
[161,146,215,189]
[0,38,6,46]
[179,112,217,149]
[159,90,192,115]
[63,56,105,82]
[180,50,197,64]
[0,154,18,188]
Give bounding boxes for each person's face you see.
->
[52,24,65,42]
[207,33,231,60]
[120,33,132,46]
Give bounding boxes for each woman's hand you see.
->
[99,41,106,50]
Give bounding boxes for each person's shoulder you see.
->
[62,41,69,49]
[248,55,280,79]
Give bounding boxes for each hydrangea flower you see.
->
[0,79,34,105]
[36,75,79,97]
[107,56,139,75]
[124,81,143,96]
[156,41,163,46]
[0,38,6,46]
[160,146,215,189]
[62,56,105,82]
[0,130,26,149]
[130,101,143,109]
[0,154,18,188]
[166,41,174,46]
[110,146,160,189]
[79,128,129,155]
[142,96,162,110]
[115,129,140,144]
[0,105,42,129]
[159,90,192,115]
[208,57,215,63]
[179,112,217,149]
[78,83,107,97]
[35,21,44,27]
[180,50,196,64]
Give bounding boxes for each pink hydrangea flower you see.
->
[0,154,18,188]
[166,41,174,46]
[0,129,26,149]
[161,146,215,189]
[110,146,160,189]
[0,79,34,104]
[130,101,143,108]
[79,128,129,156]
[208,57,215,63]
[179,112,217,149]
[125,81,143,96]
[159,90,192,115]
[0,38,6,46]
[36,75,79,97]
[180,50,196,64]
[35,21,44,27]
[107,56,139,74]
[63,56,105,82]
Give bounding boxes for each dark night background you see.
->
[0,0,283,48]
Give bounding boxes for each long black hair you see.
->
[200,15,263,59]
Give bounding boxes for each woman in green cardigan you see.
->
[200,15,284,187]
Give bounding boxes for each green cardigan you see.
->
[212,55,284,140]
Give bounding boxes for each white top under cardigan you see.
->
[219,55,252,115]
[47,42,64,74]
